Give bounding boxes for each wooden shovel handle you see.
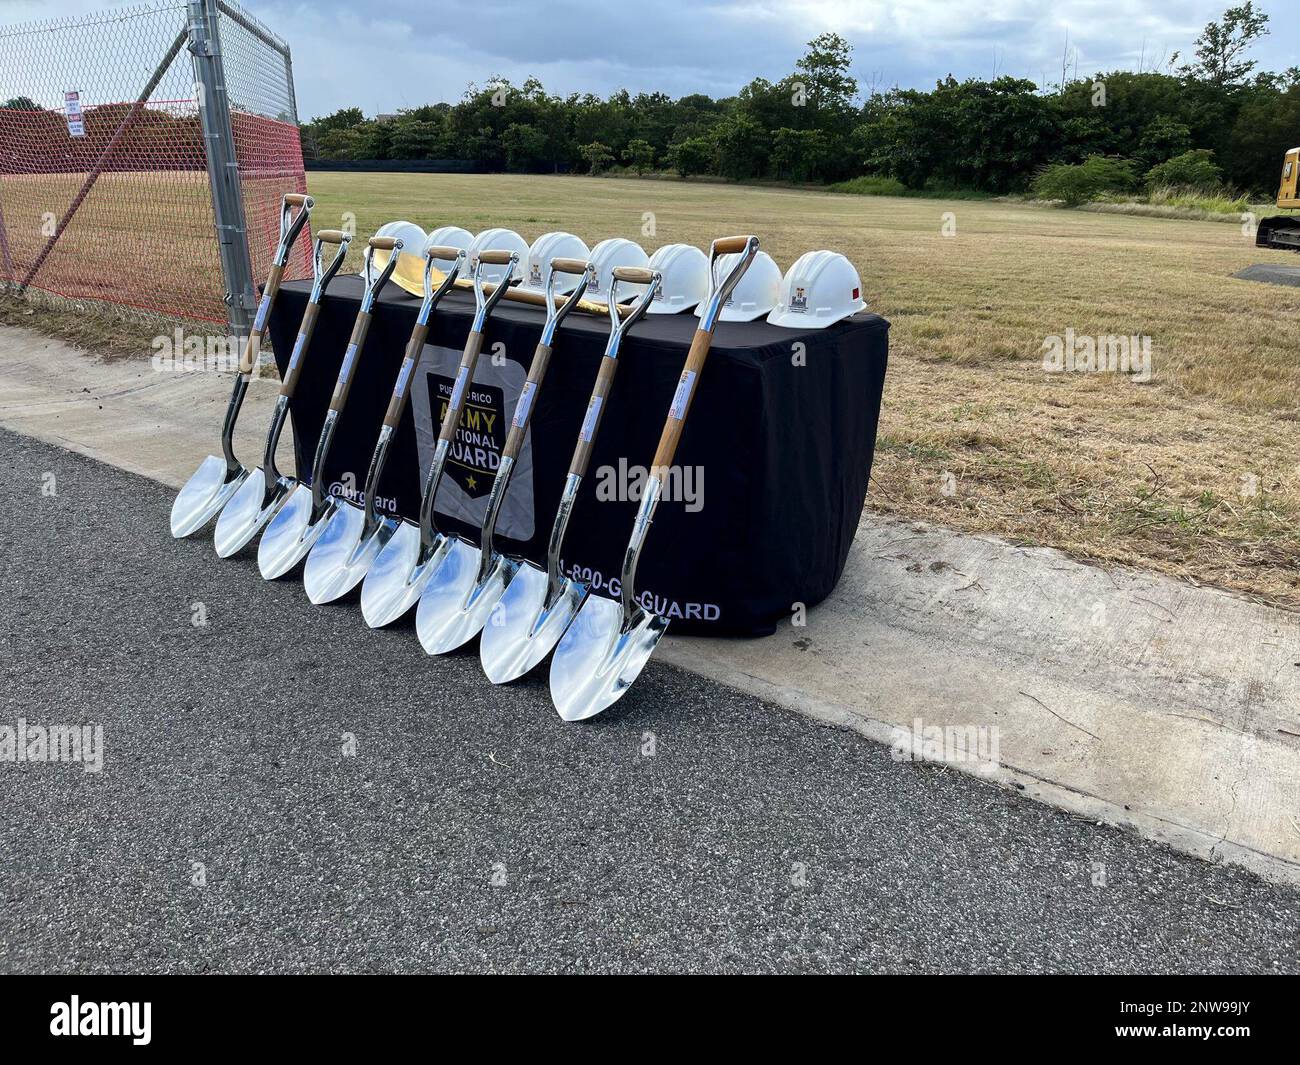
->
[284,193,311,207]
[438,330,485,444]
[502,342,552,460]
[650,327,713,477]
[426,244,464,261]
[612,266,654,284]
[382,321,431,427]
[328,310,373,412]
[711,235,751,255]
[316,229,347,244]
[278,300,322,398]
[568,355,619,478]
[550,257,590,275]
[238,262,285,375]
[476,249,516,266]
[369,236,399,251]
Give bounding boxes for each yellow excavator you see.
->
[1256,146,1300,250]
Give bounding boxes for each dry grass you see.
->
[10,170,1300,605]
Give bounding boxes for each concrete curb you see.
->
[4,323,1298,887]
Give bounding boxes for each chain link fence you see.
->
[0,0,308,331]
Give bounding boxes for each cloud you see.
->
[11,0,1298,120]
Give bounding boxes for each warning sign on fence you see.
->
[63,90,84,137]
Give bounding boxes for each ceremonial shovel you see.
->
[302,243,467,603]
[170,193,313,537]
[357,249,520,627]
[212,229,351,556]
[548,236,759,721]
[414,256,596,654]
[478,265,662,684]
[256,234,402,580]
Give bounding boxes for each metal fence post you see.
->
[188,0,255,344]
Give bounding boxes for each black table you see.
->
[268,274,888,636]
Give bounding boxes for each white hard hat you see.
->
[767,250,866,329]
[519,231,591,294]
[467,227,529,285]
[646,243,709,314]
[426,225,474,255]
[585,237,649,305]
[372,220,428,297]
[699,250,782,322]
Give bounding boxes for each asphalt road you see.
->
[2,426,1299,974]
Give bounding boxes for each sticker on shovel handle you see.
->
[287,331,308,375]
[580,396,603,442]
[669,370,696,421]
[448,365,470,412]
[252,291,272,333]
[338,342,359,381]
[392,358,415,399]
[512,382,536,428]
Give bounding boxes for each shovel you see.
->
[256,234,403,580]
[170,192,313,537]
[478,264,662,684]
[414,256,598,654]
[357,248,520,627]
[212,229,351,557]
[302,243,468,603]
[549,235,759,721]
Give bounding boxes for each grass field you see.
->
[9,170,1300,606]
[302,172,1300,607]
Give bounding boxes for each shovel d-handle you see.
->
[281,230,351,402]
[565,265,662,479]
[237,192,316,378]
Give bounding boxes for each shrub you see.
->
[828,174,908,196]
[1143,149,1223,191]
[667,136,715,178]
[1031,155,1137,206]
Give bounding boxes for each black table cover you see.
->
[267,274,888,636]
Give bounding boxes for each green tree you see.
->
[579,140,614,174]
[712,111,769,180]
[1136,116,1193,168]
[501,122,548,171]
[770,128,831,182]
[1184,2,1270,86]
[623,138,655,174]
[667,136,714,177]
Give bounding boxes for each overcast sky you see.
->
[8,0,1298,120]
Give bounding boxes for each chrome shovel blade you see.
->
[170,454,247,538]
[257,486,333,579]
[414,538,519,655]
[359,522,450,628]
[479,563,586,684]
[212,467,293,557]
[549,595,669,721]
[303,501,397,604]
